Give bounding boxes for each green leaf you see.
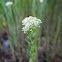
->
[27,40,31,46]
[27,49,31,55]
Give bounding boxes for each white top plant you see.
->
[22,16,42,33]
[6,1,13,6]
[39,0,43,3]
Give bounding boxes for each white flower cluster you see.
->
[6,1,13,6]
[22,16,42,33]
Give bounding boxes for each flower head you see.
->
[6,1,13,6]
[39,0,43,3]
[22,16,42,33]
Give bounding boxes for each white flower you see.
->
[6,1,13,6]
[39,0,43,3]
[22,16,42,33]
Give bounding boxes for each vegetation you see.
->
[0,0,62,62]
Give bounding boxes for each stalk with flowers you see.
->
[22,16,42,62]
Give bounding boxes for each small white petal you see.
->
[39,26,40,27]
[30,29,32,31]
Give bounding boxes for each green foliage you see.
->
[27,31,37,62]
[0,4,4,15]
[0,0,62,62]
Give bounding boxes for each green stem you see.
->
[27,31,36,62]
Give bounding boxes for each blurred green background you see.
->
[0,0,62,62]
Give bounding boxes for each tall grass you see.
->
[0,0,62,62]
